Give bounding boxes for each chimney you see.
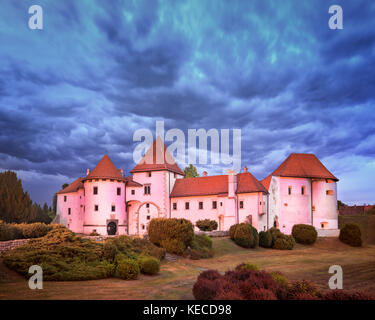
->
[86,168,90,176]
[243,166,248,173]
[227,169,237,198]
[120,169,124,177]
[203,171,208,177]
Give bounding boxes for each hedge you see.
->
[0,221,52,241]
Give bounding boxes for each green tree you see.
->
[184,164,200,178]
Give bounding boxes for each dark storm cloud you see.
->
[0,0,374,205]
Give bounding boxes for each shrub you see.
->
[138,256,160,275]
[148,218,194,255]
[229,224,238,240]
[270,271,288,286]
[233,223,257,248]
[292,224,318,245]
[235,263,259,272]
[190,234,214,259]
[273,234,295,250]
[259,230,273,248]
[323,290,374,300]
[160,238,186,255]
[116,258,140,280]
[0,222,19,241]
[103,241,118,262]
[339,223,362,247]
[269,227,281,245]
[192,278,221,300]
[196,219,218,231]
[197,270,222,281]
[287,280,320,298]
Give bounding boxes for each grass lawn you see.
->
[1,237,375,300]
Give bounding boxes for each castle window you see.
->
[199,202,203,210]
[173,203,177,210]
[288,186,292,195]
[64,196,67,202]
[301,186,305,195]
[147,215,150,220]
[117,188,121,196]
[112,205,115,212]
[240,201,244,209]
[95,205,99,211]
[146,203,150,208]
[148,172,152,177]
[212,201,217,209]
[142,225,145,230]
[220,202,223,206]
[84,206,85,212]
[144,185,151,195]
[185,202,190,210]
[260,201,262,205]
[131,189,135,195]
[68,208,71,215]
[93,186,98,195]
[326,190,334,195]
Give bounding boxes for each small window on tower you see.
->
[220,202,223,206]
[185,202,190,210]
[68,208,71,215]
[95,205,99,211]
[131,189,135,195]
[240,201,244,209]
[326,190,334,195]
[199,202,203,210]
[301,186,305,195]
[64,196,67,202]
[173,203,177,210]
[212,201,217,209]
[93,186,98,195]
[147,215,150,220]
[117,188,121,196]
[148,172,152,177]
[146,203,150,208]
[112,205,115,212]
[288,186,292,195]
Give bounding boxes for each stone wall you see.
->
[195,230,229,237]
[0,239,29,253]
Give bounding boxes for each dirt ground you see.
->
[1,237,375,300]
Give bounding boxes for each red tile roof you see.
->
[57,178,84,194]
[170,172,267,198]
[125,176,143,187]
[84,154,126,181]
[270,153,338,181]
[236,172,268,194]
[131,137,184,175]
[261,175,272,190]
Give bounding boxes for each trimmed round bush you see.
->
[193,277,221,300]
[196,219,218,231]
[339,223,362,247]
[148,218,194,255]
[259,230,273,248]
[269,227,281,246]
[292,224,317,245]
[273,234,295,250]
[229,224,238,240]
[138,256,160,275]
[116,258,140,280]
[233,223,257,248]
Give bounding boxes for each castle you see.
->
[56,138,339,236]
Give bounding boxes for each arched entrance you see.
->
[107,221,117,235]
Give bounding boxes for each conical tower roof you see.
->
[84,154,125,181]
[131,137,184,175]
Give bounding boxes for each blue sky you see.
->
[0,0,374,205]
